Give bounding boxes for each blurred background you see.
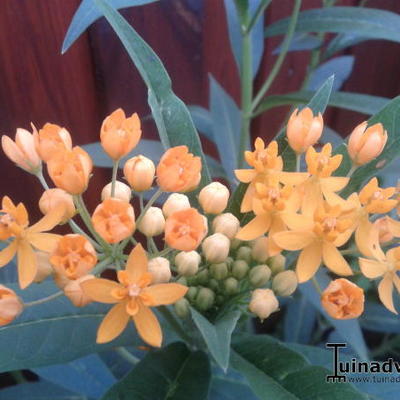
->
[1,0,400,217]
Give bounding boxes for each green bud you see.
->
[272,270,298,296]
[208,278,220,291]
[236,246,252,263]
[225,256,234,270]
[186,286,198,302]
[249,264,271,288]
[230,238,241,250]
[176,276,188,286]
[269,254,286,275]
[210,262,228,280]
[174,298,190,319]
[232,260,249,280]
[195,287,215,311]
[224,277,239,295]
[197,269,209,285]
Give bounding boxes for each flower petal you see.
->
[302,180,322,216]
[320,177,349,194]
[273,231,316,251]
[240,184,255,213]
[236,215,271,241]
[27,233,61,252]
[133,303,162,347]
[355,217,384,259]
[126,243,148,282]
[234,169,256,183]
[80,278,122,303]
[378,275,397,314]
[28,205,64,233]
[142,283,188,306]
[97,302,130,343]
[296,241,322,283]
[17,239,38,289]
[280,213,313,231]
[267,215,286,256]
[0,240,17,267]
[359,258,387,279]
[322,241,353,276]
[276,171,309,186]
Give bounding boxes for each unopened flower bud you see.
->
[348,122,387,166]
[175,251,201,276]
[232,260,249,280]
[0,285,23,326]
[249,265,271,288]
[196,269,209,285]
[123,155,155,191]
[176,276,187,286]
[137,207,165,237]
[202,233,230,263]
[186,286,198,302]
[162,193,190,218]
[64,275,95,307]
[224,277,239,295]
[210,262,228,280]
[272,270,298,296]
[33,251,53,283]
[199,182,230,214]
[225,256,234,270]
[101,181,132,202]
[249,288,279,320]
[39,188,75,224]
[212,213,240,239]
[208,278,219,291]
[174,298,190,319]
[251,237,269,263]
[236,246,252,264]
[269,254,286,275]
[195,287,215,311]
[148,257,171,283]
[230,238,241,250]
[287,107,323,154]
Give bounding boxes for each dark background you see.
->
[1,0,400,218]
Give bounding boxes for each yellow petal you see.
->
[387,217,400,237]
[359,258,387,279]
[320,177,349,194]
[126,243,148,282]
[27,205,64,233]
[378,274,397,314]
[27,233,61,252]
[275,171,309,186]
[0,240,17,267]
[234,169,256,183]
[273,231,316,251]
[355,217,384,259]
[17,239,37,289]
[267,216,286,256]
[97,302,130,343]
[133,302,162,347]
[240,184,255,213]
[236,215,271,241]
[392,273,400,294]
[322,241,353,276]
[280,213,313,231]
[302,180,322,216]
[81,278,122,303]
[334,229,354,247]
[142,283,188,306]
[296,241,322,283]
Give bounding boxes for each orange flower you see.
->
[359,247,400,314]
[92,198,135,244]
[165,208,206,251]
[47,146,93,195]
[0,285,23,326]
[2,128,41,173]
[100,108,141,160]
[321,278,364,319]
[156,146,201,192]
[34,123,72,162]
[39,188,76,224]
[50,234,97,280]
[0,196,63,288]
[81,244,188,346]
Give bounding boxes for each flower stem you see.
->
[136,188,163,226]
[93,257,113,275]
[311,276,323,295]
[36,170,50,190]
[24,291,63,307]
[346,164,358,178]
[111,159,120,197]
[295,153,301,172]
[245,0,272,34]
[116,347,140,365]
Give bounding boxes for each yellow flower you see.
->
[0,196,63,289]
[359,247,400,314]
[274,200,355,283]
[81,244,188,346]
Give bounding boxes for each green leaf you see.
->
[93,0,211,186]
[273,33,322,54]
[324,34,367,60]
[62,0,158,53]
[265,7,400,44]
[188,105,213,141]
[209,376,258,400]
[101,342,211,400]
[190,308,240,372]
[256,91,388,116]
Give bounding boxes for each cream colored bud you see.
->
[64,275,95,307]
[175,251,201,276]
[249,264,271,288]
[224,277,239,295]
[33,251,54,283]
[148,257,171,283]
[199,182,230,214]
[232,260,249,280]
[212,213,239,239]
[202,215,209,237]
[251,237,269,263]
[123,155,155,191]
[272,270,298,297]
[39,188,75,224]
[137,207,165,237]
[162,193,191,218]
[202,233,230,263]
[101,181,132,202]
[249,288,279,320]
[269,254,286,275]
[0,285,23,326]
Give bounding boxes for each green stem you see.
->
[136,188,163,226]
[158,306,192,344]
[116,347,140,365]
[295,153,301,172]
[139,193,144,212]
[346,164,358,178]
[36,170,50,190]
[111,159,120,197]
[245,0,272,34]
[92,257,113,275]
[25,291,63,307]
[311,276,323,295]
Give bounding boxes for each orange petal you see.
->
[28,205,64,233]
[280,213,313,231]
[359,258,387,279]
[276,171,309,186]
[267,216,286,256]
[97,302,130,343]
[17,239,37,289]
[302,180,322,216]
[320,177,349,194]
[133,303,162,347]
[387,218,400,237]
[0,240,17,267]
[27,233,61,252]
[142,283,188,306]
[80,278,122,303]
[126,243,148,282]
[322,241,353,276]
[355,217,384,259]
[240,184,255,213]
[236,215,271,241]
[234,169,256,183]
[378,274,397,314]
[334,229,354,247]
[296,241,322,283]
[273,231,316,251]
